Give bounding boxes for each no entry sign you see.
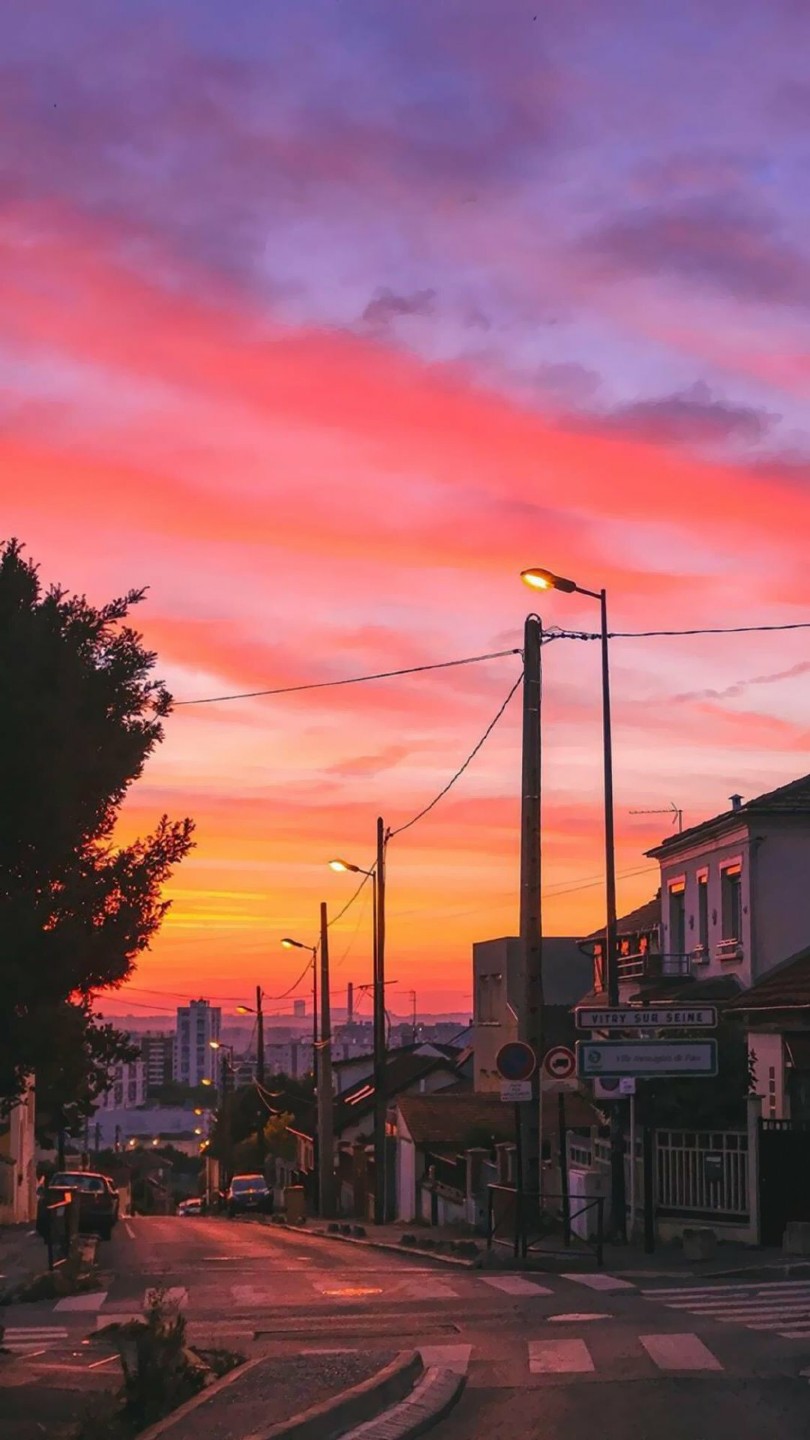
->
[495,1041,537,1083]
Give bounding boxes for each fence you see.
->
[656,1130,748,1221]
[487,1183,604,1264]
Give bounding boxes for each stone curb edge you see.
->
[342,1365,466,1440]
[257,1349,424,1440]
[306,1227,481,1270]
[136,1355,267,1440]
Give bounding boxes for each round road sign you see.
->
[495,1041,537,1082]
[543,1045,576,1080]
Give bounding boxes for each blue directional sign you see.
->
[495,1041,537,1082]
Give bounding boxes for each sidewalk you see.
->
[0,1224,47,1303]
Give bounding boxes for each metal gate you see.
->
[759,1119,810,1246]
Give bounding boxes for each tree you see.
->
[34,999,139,1157]
[0,540,194,1106]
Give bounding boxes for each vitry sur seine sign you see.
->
[575,1006,718,1031]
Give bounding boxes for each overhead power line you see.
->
[174,647,522,706]
[555,622,810,640]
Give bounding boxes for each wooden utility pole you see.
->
[255,984,266,1167]
[519,615,544,1198]
[373,816,387,1223]
[318,902,335,1217]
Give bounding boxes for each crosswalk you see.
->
[2,1325,69,1355]
[392,1333,759,1383]
[641,1279,810,1339]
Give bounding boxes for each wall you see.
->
[749,1031,787,1119]
[658,823,754,986]
[472,938,520,1093]
[752,821,810,980]
[397,1137,417,1222]
[0,1083,37,1225]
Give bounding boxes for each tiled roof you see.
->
[724,946,810,1013]
[584,895,660,944]
[397,1090,598,1147]
[648,774,810,857]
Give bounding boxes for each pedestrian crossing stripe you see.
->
[2,1326,69,1353]
[641,1279,810,1339]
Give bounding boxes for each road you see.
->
[3,1217,809,1437]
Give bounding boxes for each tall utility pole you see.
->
[255,984,265,1167]
[519,615,544,1196]
[599,588,626,1242]
[373,815,387,1223]
[318,902,335,1217]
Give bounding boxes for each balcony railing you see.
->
[617,951,693,983]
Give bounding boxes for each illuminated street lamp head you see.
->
[200,1077,214,1086]
[282,937,305,950]
[329,858,359,873]
[235,1005,252,1014]
[520,567,577,594]
[209,1040,222,1050]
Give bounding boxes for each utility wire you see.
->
[554,622,810,640]
[389,670,524,839]
[174,648,522,706]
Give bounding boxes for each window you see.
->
[721,866,742,942]
[697,873,709,954]
[669,883,686,955]
[476,972,502,1025]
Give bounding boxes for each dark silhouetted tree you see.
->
[0,539,194,1107]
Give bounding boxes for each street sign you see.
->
[575,1005,718,1031]
[543,1046,576,1080]
[594,1076,636,1099]
[496,1041,537,1083]
[577,1040,718,1078]
[500,1079,533,1104]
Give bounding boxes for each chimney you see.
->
[730,794,743,811]
[347,982,354,1023]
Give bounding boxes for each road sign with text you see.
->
[576,1039,718,1079]
[500,1079,533,1103]
[575,1006,717,1031]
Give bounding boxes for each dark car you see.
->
[226,1174,272,1218]
[37,1170,120,1241]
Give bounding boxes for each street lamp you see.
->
[281,938,318,1059]
[329,843,387,1225]
[521,564,624,1239]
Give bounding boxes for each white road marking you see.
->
[399,1278,459,1300]
[418,1344,472,1375]
[125,1223,135,1239]
[642,1280,810,1298]
[562,1272,635,1292]
[88,1354,120,1370]
[95,1314,142,1330]
[2,1326,69,1354]
[640,1332,722,1371]
[528,1338,594,1373]
[549,1312,610,1322]
[54,1291,108,1312]
[480,1275,553,1296]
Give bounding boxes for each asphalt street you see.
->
[2,1217,809,1438]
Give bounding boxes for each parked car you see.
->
[177,1197,204,1217]
[226,1174,272,1217]
[37,1171,120,1241]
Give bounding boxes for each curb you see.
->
[136,1356,266,1440]
[261,1350,424,1440]
[306,1227,480,1270]
[342,1366,466,1440]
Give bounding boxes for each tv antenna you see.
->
[629,801,683,832]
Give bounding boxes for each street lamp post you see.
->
[521,566,625,1241]
[208,1041,235,1197]
[236,987,266,1163]
[281,937,319,1212]
[329,827,387,1224]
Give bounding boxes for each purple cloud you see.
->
[584,201,810,309]
[607,381,775,447]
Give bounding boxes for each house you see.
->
[0,1080,37,1226]
[473,936,592,1091]
[647,775,810,992]
[394,1089,600,1226]
[725,946,810,1121]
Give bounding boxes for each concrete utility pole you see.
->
[374,815,387,1223]
[519,615,544,1196]
[599,587,627,1242]
[318,902,335,1217]
[255,984,266,1167]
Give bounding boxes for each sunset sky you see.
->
[5,1,810,1019]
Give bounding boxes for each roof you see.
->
[335,1052,462,1130]
[648,774,810,858]
[724,946,810,1014]
[576,974,741,1009]
[584,895,660,945]
[396,1090,599,1147]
